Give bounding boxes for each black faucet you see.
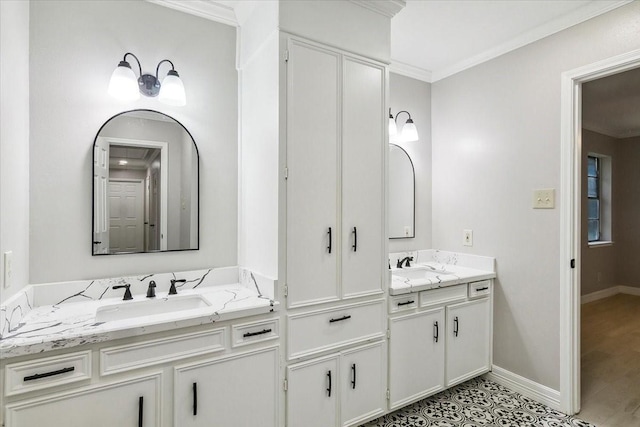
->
[146,280,157,298]
[396,256,413,268]
[169,279,187,295]
[113,284,133,301]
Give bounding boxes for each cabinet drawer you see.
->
[100,328,225,376]
[232,318,279,348]
[419,285,466,308]
[468,280,491,299]
[288,300,385,359]
[389,294,418,313]
[5,350,92,397]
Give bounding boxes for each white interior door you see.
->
[109,179,144,253]
[93,137,109,254]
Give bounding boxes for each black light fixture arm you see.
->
[394,110,413,124]
[155,59,176,80]
[122,52,142,77]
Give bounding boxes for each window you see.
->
[587,155,600,241]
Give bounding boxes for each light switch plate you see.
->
[533,189,555,209]
[463,229,473,247]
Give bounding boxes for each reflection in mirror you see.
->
[389,144,415,239]
[93,110,199,255]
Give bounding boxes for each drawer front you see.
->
[419,285,467,308]
[5,350,92,396]
[389,294,418,313]
[468,280,491,299]
[288,300,385,359]
[232,318,279,348]
[100,328,225,376]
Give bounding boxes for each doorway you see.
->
[560,48,640,415]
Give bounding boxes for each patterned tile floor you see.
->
[363,378,596,427]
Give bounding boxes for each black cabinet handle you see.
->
[92,241,101,245]
[454,316,459,337]
[476,286,488,291]
[138,396,143,427]
[352,227,357,252]
[243,328,272,338]
[351,363,357,389]
[397,300,415,307]
[329,315,351,323]
[327,227,332,253]
[434,321,439,343]
[23,366,75,382]
[326,370,332,397]
[193,382,198,416]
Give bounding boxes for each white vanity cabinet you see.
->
[5,373,161,427]
[287,341,386,427]
[174,346,279,427]
[285,36,385,308]
[388,281,492,410]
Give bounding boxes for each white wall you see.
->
[432,2,640,390]
[389,73,431,253]
[28,0,238,284]
[0,0,30,302]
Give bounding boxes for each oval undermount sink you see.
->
[392,266,454,281]
[95,295,211,323]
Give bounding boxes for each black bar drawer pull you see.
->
[397,300,415,307]
[327,227,332,254]
[453,316,459,337]
[243,328,272,338]
[475,286,488,291]
[329,315,351,323]
[193,382,198,416]
[352,227,357,252]
[434,321,439,343]
[23,366,75,382]
[138,396,143,427]
[351,363,357,389]
[326,370,332,397]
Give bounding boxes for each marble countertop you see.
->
[0,268,278,359]
[389,250,496,295]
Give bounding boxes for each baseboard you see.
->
[581,285,640,304]
[484,366,561,411]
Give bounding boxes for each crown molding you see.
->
[389,61,432,83]
[145,0,238,27]
[350,0,406,18]
[431,0,633,82]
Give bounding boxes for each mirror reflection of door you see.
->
[93,138,110,254]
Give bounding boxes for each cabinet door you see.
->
[286,39,340,308]
[446,298,491,387]
[341,57,385,299]
[389,308,445,410]
[341,341,386,427]
[287,354,339,427]
[6,374,160,427]
[174,347,279,427]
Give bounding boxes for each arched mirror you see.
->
[92,110,199,255]
[389,143,415,239]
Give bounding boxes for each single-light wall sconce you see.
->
[108,52,186,106]
[389,109,419,142]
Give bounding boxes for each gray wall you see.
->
[389,73,432,253]
[431,2,640,390]
[28,0,238,284]
[616,135,640,288]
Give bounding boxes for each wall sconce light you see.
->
[389,109,419,142]
[108,52,186,106]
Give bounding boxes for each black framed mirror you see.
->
[389,143,415,239]
[92,109,199,255]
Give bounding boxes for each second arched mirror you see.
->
[389,143,415,239]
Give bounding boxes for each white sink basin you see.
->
[95,295,211,323]
[392,266,455,281]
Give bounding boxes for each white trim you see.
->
[485,366,560,411]
[350,0,406,18]
[587,240,613,248]
[581,285,640,304]
[389,61,432,83]
[145,0,238,27]
[432,1,632,82]
[560,47,640,416]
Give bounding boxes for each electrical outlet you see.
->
[463,229,473,247]
[3,251,13,288]
[404,226,411,237]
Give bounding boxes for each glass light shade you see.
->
[158,71,186,106]
[108,63,140,102]
[401,120,419,142]
[388,117,398,137]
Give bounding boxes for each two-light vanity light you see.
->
[388,109,419,142]
[108,52,186,106]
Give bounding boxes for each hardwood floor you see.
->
[579,293,640,426]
